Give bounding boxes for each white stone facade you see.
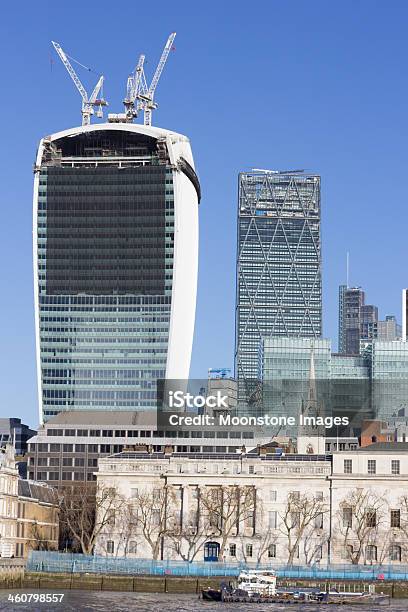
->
[94,445,408,566]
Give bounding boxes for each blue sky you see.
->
[1,0,407,427]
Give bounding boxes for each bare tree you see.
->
[132,485,176,560]
[59,482,125,555]
[99,499,141,558]
[279,491,329,565]
[167,506,212,562]
[302,522,329,566]
[29,521,54,552]
[199,485,256,559]
[336,488,386,565]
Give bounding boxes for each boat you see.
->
[201,569,391,605]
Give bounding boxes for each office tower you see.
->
[0,418,36,456]
[403,289,408,341]
[370,341,408,418]
[260,337,373,434]
[235,170,322,404]
[377,315,402,341]
[33,124,200,422]
[338,286,379,354]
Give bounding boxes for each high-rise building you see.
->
[235,170,322,404]
[338,286,379,354]
[33,124,200,422]
[339,286,401,352]
[377,315,402,342]
[402,289,408,341]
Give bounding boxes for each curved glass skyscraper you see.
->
[33,124,200,422]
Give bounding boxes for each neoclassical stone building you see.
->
[94,442,408,566]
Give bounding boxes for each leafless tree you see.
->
[199,485,256,559]
[29,521,54,552]
[167,506,212,562]
[59,482,125,555]
[99,499,141,558]
[131,485,177,560]
[279,491,329,565]
[336,488,386,565]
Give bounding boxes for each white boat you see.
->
[236,569,277,596]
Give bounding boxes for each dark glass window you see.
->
[45,164,167,295]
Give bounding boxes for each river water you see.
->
[0,591,407,611]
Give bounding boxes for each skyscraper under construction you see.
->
[33,123,200,423]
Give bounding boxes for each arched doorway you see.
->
[204,541,220,562]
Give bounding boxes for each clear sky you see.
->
[1,0,407,427]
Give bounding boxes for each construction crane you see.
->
[123,54,147,122]
[141,32,176,126]
[114,32,176,125]
[51,41,108,126]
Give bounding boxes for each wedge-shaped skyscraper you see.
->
[33,124,200,422]
[235,170,322,403]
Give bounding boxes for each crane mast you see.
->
[52,33,176,127]
[142,32,176,126]
[51,41,107,125]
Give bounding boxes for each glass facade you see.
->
[235,171,322,405]
[35,129,176,420]
[259,338,330,427]
[370,341,408,418]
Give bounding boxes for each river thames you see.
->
[0,591,407,611]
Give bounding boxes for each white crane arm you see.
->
[89,75,104,104]
[52,41,88,103]
[148,32,176,98]
[130,54,146,100]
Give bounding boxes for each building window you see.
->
[366,509,377,527]
[63,444,73,452]
[391,510,401,528]
[270,490,277,502]
[268,511,277,529]
[268,544,276,558]
[49,444,60,452]
[291,512,300,528]
[129,541,137,554]
[390,545,402,562]
[343,507,352,528]
[392,460,400,475]
[107,541,114,554]
[366,545,377,562]
[315,513,324,529]
[343,459,352,474]
[315,545,323,560]
[367,460,376,475]
[248,465,255,474]
[341,544,353,560]
[245,544,253,557]
[75,445,85,452]
[229,543,236,557]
